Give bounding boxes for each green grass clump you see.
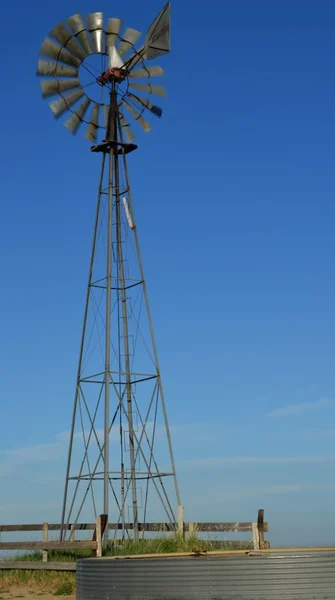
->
[53,580,74,596]
[0,570,75,594]
[106,534,214,555]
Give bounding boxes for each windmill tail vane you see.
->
[36,3,182,544]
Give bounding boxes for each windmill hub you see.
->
[97,67,127,85]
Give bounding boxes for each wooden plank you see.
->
[252,522,259,550]
[0,524,96,532]
[42,522,48,563]
[0,521,268,533]
[178,505,184,536]
[186,522,268,533]
[95,516,102,558]
[0,561,76,571]
[0,541,96,550]
[107,547,335,560]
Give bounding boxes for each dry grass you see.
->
[0,535,249,594]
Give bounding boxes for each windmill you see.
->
[36,3,182,542]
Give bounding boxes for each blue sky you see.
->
[1,0,335,547]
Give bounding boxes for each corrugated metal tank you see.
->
[76,553,335,600]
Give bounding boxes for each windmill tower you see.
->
[36,3,181,541]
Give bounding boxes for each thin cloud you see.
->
[267,398,331,418]
[185,482,335,505]
[183,455,335,469]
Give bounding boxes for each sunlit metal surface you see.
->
[36,60,78,78]
[129,82,167,97]
[122,99,151,132]
[85,103,99,142]
[67,14,93,55]
[49,22,86,60]
[39,38,80,68]
[40,78,80,98]
[49,89,84,117]
[118,27,142,57]
[87,12,104,53]
[129,66,164,78]
[77,553,335,600]
[64,98,91,134]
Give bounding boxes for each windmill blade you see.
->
[122,100,151,133]
[85,103,99,142]
[127,92,162,118]
[36,60,78,78]
[129,83,166,97]
[67,14,94,56]
[39,38,80,68]
[106,18,122,51]
[104,104,109,127]
[108,46,124,69]
[49,22,86,61]
[129,66,164,78]
[119,111,136,143]
[49,89,84,117]
[87,12,104,54]
[64,98,91,134]
[41,78,81,98]
[123,45,145,71]
[118,28,142,57]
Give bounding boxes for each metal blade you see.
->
[49,89,84,117]
[129,82,166,97]
[104,104,109,127]
[66,14,94,55]
[106,18,122,51]
[118,28,142,57]
[123,45,146,71]
[108,46,124,69]
[129,66,164,78]
[64,98,91,134]
[36,60,78,78]
[87,12,104,53]
[85,103,99,141]
[49,22,86,60]
[119,111,136,143]
[39,38,80,68]
[41,78,81,98]
[122,100,151,133]
[127,92,162,118]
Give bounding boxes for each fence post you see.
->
[257,509,265,550]
[70,525,75,543]
[188,522,194,537]
[178,505,184,538]
[96,516,102,558]
[252,522,259,550]
[42,522,48,563]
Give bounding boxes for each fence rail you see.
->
[0,521,268,533]
[0,509,269,570]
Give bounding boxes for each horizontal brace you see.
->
[0,541,96,550]
[0,561,77,571]
[0,522,268,533]
[68,473,173,481]
[90,281,143,291]
[81,375,157,385]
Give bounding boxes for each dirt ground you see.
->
[0,587,75,599]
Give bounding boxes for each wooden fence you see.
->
[0,509,269,571]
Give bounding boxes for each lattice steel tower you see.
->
[36,3,181,541]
